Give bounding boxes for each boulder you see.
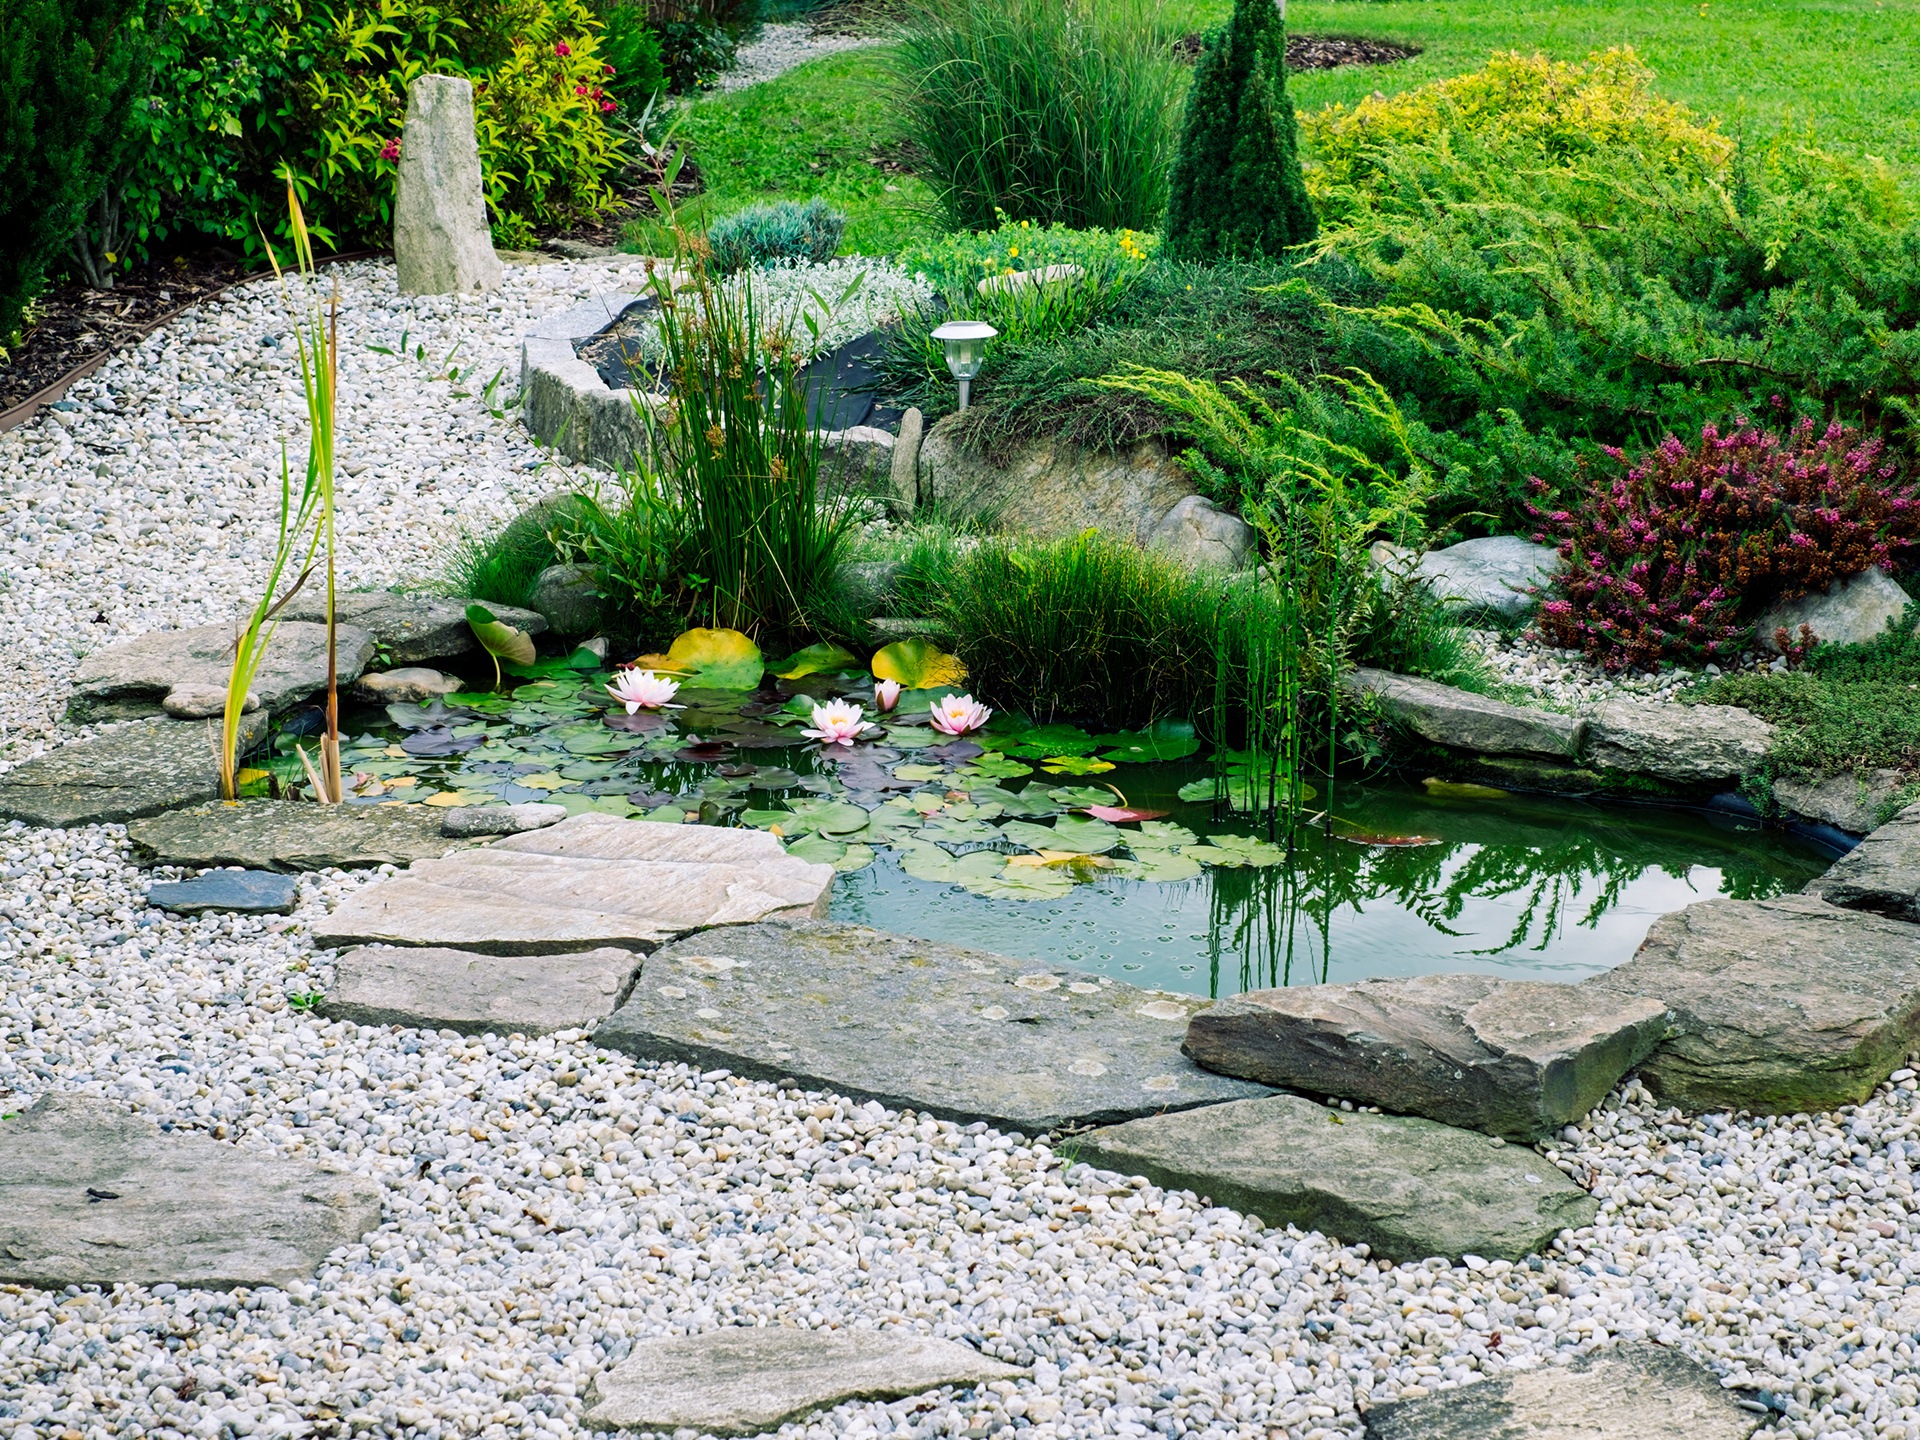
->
[1775,768,1910,836]
[0,1094,383,1290]
[1344,667,1586,760]
[69,621,376,721]
[127,800,461,873]
[1147,495,1259,571]
[438,802,569,838]
[1582,895,1920,1113]
[1076,1094,1595,1263]
[1185,974,1670,1140]
[593,920,1270,1132]
[1757,569,1913,652]
[888,406,925,511]
[322,944,641,1036]
[283,592,546,665]
[147,869,299,916]
[1584,700,1774,784]
[1805,801,1920,921]
[818,425,895,499]
[0,713,270,828]
[528,563,604,635]
[835,559,904,614]
[582,1330,1024,1435]
[311,813,834,954]
[393,74,502,296]
[351,667,464,704]
[1364,1342,1759,1440]
[162,684,257,719]
[1414,537,1563,623]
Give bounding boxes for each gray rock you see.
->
[818,426,895,499]
[393,74,501,296]
[1583,895,1920,1114]
[867,617,955,645]
[0,713,270,828]
[1344,667,1586,760]
[1414,537,1562,623]
[0,1094,383,1290]
[836,559,904,615]
[147,869,299,916]
[350,667,463,704]
[593,920,1271,1132]
[1775,768,1910,835]
[438,802,569,838]
[69,621,376,720]
[1147,495,1259,571]
[1186,974,1670,1140]
[582,1329,1024,1435]
[1076,1094,1595,1263]
[1757,568,1913,652]
[312,814,833,954]
[520,296,657,473]
[528,563,603,635]
[283,591,547,665]
[127,800,461,873]
[1805,801,1920,921]
[888,406,925,512]
[322,944,641,1036]
[1584,700,1774,784]
[976,263,1083,296]
[162,684,257,719]
[1364,1342,1759,1440]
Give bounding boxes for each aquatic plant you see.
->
[930,693,992,736]
[802,699,878,746]
[606,668,682,712]
[874,678,902,713]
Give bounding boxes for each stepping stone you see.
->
[128,800,463,872]
[1364,1341,1758,1439]
[1583,895,1920,1114]
[148,868,299,915]
[322,944,641,1035]
[285,592,546,666]
[438,802,568,838]
[67,621,376,721]
[0,714,270,828]
[582,1328,1024,1435]
[1186,974,1670,1140]
[311,814,833,955]
[0,1094,384,1289]
[1805,801,1920,921]
[1583,700,1774,785]
[1343,668,1585,760]
[1076,1094,1595,1263]
[593,920,1270,1132]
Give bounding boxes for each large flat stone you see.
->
[0,1094,383,1289]
[1583,895,1920,1113]
[68,621,376,720]
[582,1329,1024,1435]
[1584,700,1774,785]
[1344,668,1586,760]
[311,814,833,954]
[1364,1342,1758,1439]
[323,944,640,1035]
[1077,1094,1595,1262]
[128,800,461,872]
[148,869,299,916]
[1186,974,1670,1140]
[593,921,1271,1132]
[1806,802,1920,921]
[284,592,546,665]
[0,713,270,828]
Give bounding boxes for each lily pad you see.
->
[987,723,1099,760]
[960,753,1031,780]
[1130,820,1198,851]
[1183,834,1287,868]
[968,866,1074,901]
[771,641,859,680]
[871,638,967,690]
[882,725,938,750]
[1176,777,1219,803]
[999,816,1121,855]
[1047,785,1119,809]
[892,763,948,783]
[919,815,997,846]
[898,845,1005,886]
[1040,755,1116,776]
[634,628,765,690]
[1094,719,1201,764]
[1112,851,1204,883]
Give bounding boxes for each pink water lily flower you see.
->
[930,692,991,736]
[802,699,877,747]
[605,668,681,713]
[873,678,902,712]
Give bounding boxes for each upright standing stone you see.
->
[394,74,502,296]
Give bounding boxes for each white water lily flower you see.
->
[874,678,902,712]
[605,668,681,713]
[802,698,877,747]
[929,692,992,736]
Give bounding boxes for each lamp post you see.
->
[931,319,997,412]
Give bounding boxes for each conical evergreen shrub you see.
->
[1164,0,1317,261]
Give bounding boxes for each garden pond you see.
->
[263,652,1833,1000]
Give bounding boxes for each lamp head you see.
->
[931,319,998,381]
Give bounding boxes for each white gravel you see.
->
[711,22,882,95]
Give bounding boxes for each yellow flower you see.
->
[1009,246,1019,258]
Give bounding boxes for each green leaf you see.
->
[898,844,1004,886]
[1183,834,1287,868]
[1039,755,1117,775]
[986,723,1098,759]
[811,801,873,836]
[466,603,537,680]
[1096,719,1202,764]
[998,815,1121,854]
[966,866,1075,901]
[959,753,1032,780]
[1130,820,1199,851]
[634,628,765,689]
[919,815,996,845]
[1177,778,1219,803]
[1047,785,1118,808]
[1111,851,1204,883]
[870,638,967,689]
[787,834,849,866]
[882,724,938,749]
[771,641,859,680]
[832,843,876,873]
[892,762,948,783]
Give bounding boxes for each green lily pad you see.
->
[787,834,849,866]
[898,845,1005,886]
[1094,719,1202,764]
[634,628,765,690]
[892,763,948,783]
[871,638,967,689]
[960,754,1032,780]
[882,725,938,749]
[637,806,689,823]
[562,731,640,756]
[967,865,1075,901]
[1183,834,1287,867]
[1039,755,1117,776]
[771,641,859,680]
[1176,777,1220,803]
[552,792,637,818]
[466,604,537,684]
[986,723,1098,760]
[919,815,996,846]
[966,784,1060,819]
[998,816,1121,855]
[1130,820,1199,851]
[1112,851,1204,883]
[1047,786,1118,808]
[812,801,873,836]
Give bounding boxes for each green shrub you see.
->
[895,216,1156,288]
[600,3,667,109]
[655,16,736,92]
[0,0,149,340]
[1163,0,1315,261]
[444,494,596,610]
[706,197,846,274]
[889,0,1184,232]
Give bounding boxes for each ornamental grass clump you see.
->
[1533,418,1920,672]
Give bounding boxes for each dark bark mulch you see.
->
[1175,32,1423,69]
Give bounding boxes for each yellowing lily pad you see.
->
[635,628,765,689]
[871,638,967,689]
[1040,755,1116,775]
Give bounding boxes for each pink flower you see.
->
[802,700,876,747]
[379,137,400,161]
[605,668,681,713]
[576,84,589,95]
[600,99,616,112]
[929,693,991,736]
[873,678,901,713]
[554,40,571,56]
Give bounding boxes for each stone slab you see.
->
[128,800,461,872]
[439,802,569,837]
[68,621,376,720]
[1806,802,1920,921]
[1077,1094,1595,1263]
[1584,700,1773,785]
[323,944,640,1035]
[1344,668,1586,760]
[1364,1342,1758,1439]
[1775,768,1908,836]
[582,1329,1024,1435]
[1583,895,1920,1114]
[593,920,1272,1132]
[311,814,834,954]
[1186,974,1671,1140]
[1414,536,1562,623]
[283,593,546,665]
[148,869,299,915]
[0,1094,383,1289]
[351,667,463,704]
[0,713,271,828]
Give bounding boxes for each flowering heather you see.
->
[1532,418,1918,671]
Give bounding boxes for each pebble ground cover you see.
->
[3,260,1920,1440]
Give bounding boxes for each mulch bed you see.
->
[1175,32,1423,69]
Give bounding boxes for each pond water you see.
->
[278,658,1831,1001]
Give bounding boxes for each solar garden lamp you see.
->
[931,320,997,411]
